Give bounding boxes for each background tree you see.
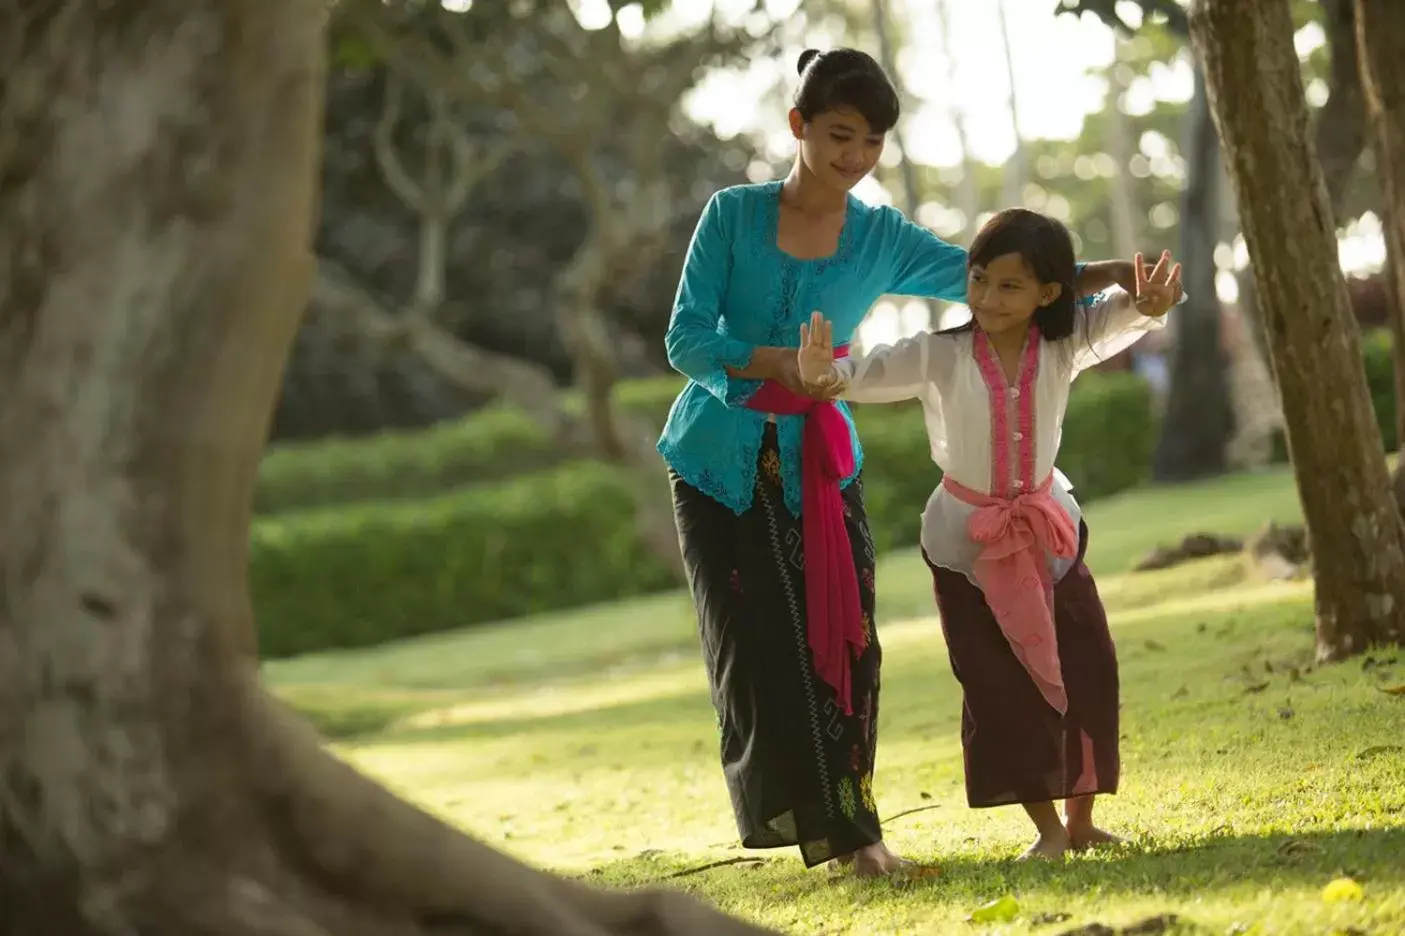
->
[1189,0,1405,660]
[1059,0,1234,482]
[1354,0,1405,458]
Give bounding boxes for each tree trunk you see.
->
[1320,0,1368,220]
[995,0,1028,209]
[1354,0,1405,453]
[0,4,773,933]
[936,0,979,241]
[1190,0,1405,660]
[1151,67,1235,481]
[868,0,934,332]
[1106,35,1140,261]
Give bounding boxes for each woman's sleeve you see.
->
[882,208,970,303]
[663,193,761,405]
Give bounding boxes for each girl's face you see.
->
[967,252,1063,338]
[789,107,884,192]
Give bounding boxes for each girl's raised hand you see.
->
[1134,249,1183,318]
[798,311,839,390]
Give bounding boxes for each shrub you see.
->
[252,371,1157,657]
[251,462,676,659]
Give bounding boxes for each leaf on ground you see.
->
[967,895,1020,923]
[1031,911,1073,926]
[1056,924,1115,936]
[1121,914,1184,935]
[1276,839,1322,856]
[1278,705,1294,720]
[1243,681,1270,694]
[889,863,944,889]
[1145,640,1167,652]
[1379,684,1405,696]
[1171,685,1189,699]
[1356,744,1403,759]
[1321,877,1364,902]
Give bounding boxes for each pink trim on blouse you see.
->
[959,327,1078,714]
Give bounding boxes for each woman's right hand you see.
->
[797,312,842,398]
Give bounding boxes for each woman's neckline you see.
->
[765,178,856,264]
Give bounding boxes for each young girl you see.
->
[796,208,1182,860]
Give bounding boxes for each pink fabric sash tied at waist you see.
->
[941,474,1079,714]
[745,345,865,715]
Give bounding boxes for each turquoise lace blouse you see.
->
[657,179,978,518]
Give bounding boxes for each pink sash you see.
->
[745,346,865,714]
[941,473,1079,714]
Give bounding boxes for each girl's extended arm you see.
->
[798,312,942,404]
[1071,251,1183,375]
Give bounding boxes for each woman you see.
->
[658,47,1137,878]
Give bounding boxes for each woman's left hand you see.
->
[1132,249,1183,318]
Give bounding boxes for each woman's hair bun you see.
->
[797,48,821,75]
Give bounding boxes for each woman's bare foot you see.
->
[1017,827,1070,861]
[829,842,910,878]
[1066,824,1126,852]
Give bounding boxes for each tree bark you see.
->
[1354,0,1405,452]
[0,3,772,933]
[995,0,1028,209]
[1151,66,1235,481]
[1319,0,1368,220]
[1190,0,1405,659]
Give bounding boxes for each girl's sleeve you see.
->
[663,193,760,405]
[1070,289,1173,377]
[882,208,970,302]
[830,332,954,404]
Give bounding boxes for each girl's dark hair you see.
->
[967,208,1079,341]
[794,48,900,135]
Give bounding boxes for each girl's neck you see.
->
[781,160,848,217]
[984,324,1034,358]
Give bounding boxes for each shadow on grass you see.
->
[583,826,1405,904]
[285,682,717,750]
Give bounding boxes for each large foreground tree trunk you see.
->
[0,4,772,934]
[1190,0,1405,660]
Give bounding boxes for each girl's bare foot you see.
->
[1017,827,1070,861]
[1066,824,1126,852]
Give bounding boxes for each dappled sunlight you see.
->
[393,663,709,731]
[261,469,1405,932]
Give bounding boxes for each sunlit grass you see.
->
[264,469,1405,934]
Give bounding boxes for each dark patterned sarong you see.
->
[671,424,882,867]
[926,521,1121,808]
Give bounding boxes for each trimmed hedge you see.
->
[254,404,559,515]
[251,370,1158,658]
[251,463,679,658]
[1361,328,1396,452]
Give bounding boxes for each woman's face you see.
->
[790,107,884,192]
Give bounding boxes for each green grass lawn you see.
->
[264,467,1405,935]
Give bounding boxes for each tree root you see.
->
[238,671,779,936]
